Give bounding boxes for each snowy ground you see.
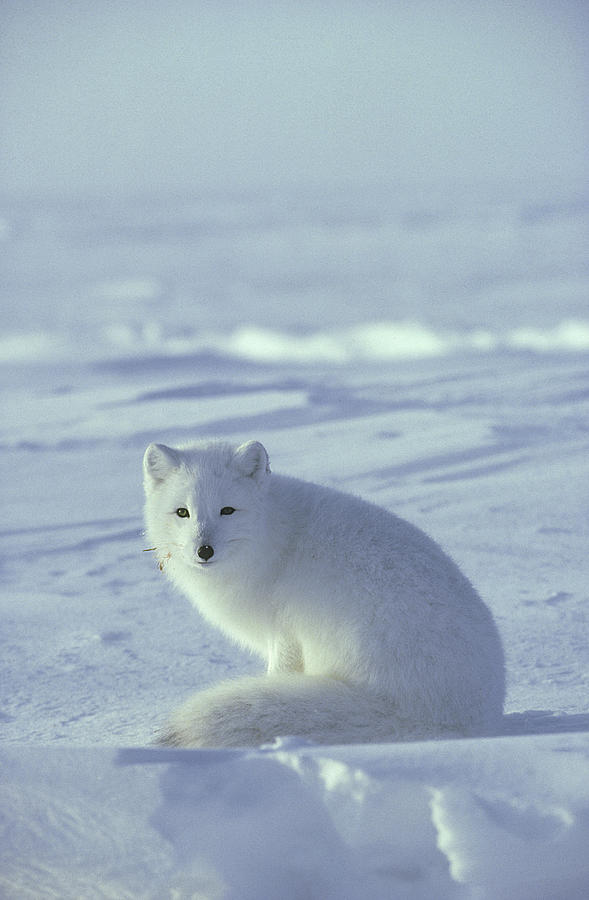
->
[1,185,589,897]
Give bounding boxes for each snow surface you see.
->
[1,185,589,897]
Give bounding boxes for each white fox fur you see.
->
[143,439,505,747]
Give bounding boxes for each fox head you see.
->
[143,439,271,573]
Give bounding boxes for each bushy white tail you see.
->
[158,675,467,748]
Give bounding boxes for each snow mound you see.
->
[2,733,589,899]
[3,319,589,367]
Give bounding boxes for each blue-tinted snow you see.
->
[1,185,588,897]
[2,0,588,891]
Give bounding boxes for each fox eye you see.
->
[176,507,190,518]
[220,506,236,516]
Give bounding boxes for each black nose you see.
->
[197,545,214,561]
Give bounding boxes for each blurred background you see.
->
[2,0,588,196]
[1,0,588,359]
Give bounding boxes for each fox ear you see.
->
[143,443,181,486]
[233,441,270,481]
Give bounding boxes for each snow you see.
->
[1,180,588,897]
[3,736,589,898]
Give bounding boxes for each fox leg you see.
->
[267,633,304,674]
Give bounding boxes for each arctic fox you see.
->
[143,439,505,747]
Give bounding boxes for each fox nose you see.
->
[197,545,214,561]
